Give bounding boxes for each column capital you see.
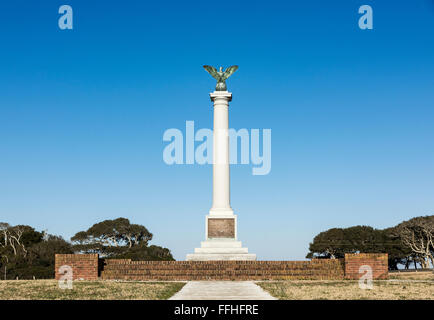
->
[210,91,232,102]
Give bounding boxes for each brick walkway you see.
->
[169,281,277,300]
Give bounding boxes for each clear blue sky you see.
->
[0,1,433,260]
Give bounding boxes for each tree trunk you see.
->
[425,255,434,269]
[420,258,429,269]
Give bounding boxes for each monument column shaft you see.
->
[208,91,236,240]
[210,92,233,215]
[186,66,256,261]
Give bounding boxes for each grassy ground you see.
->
[388,270,434,280]
[258,272,434,300]
[1,272,433,300]
[0,280,185,300]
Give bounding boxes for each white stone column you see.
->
[185,89,255,261]
[209,91,234,216]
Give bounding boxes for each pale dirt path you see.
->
[169,281,277,300]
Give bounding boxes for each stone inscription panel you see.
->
[208,218,235,238]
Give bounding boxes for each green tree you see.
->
[394,215,434,269]
[0,223,71,279]
[71,218,174,261]
[306,228,348,259]
[307,226,382,259]
[375,228,412,270]
[306,225,411,270]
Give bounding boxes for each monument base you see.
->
[186,238,256,261]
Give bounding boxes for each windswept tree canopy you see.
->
[306,225,411,269]
[307,226,386,259]
[393,215,434,268]
[71,218,152,250]
[0,223,72,279]
[0,224,44,258]
[306,228,347,259]
[71,218,173,261]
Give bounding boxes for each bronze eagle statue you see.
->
[203,65,238,91]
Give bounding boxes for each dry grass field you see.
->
[0,280,185,300]
[258,271,434,300]
[0,272,432,300]
[388,270,434,280]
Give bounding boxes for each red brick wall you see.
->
[344,253,388,280]
[100,259,345,281]
[54,253,388,281]
[55,254,99,280]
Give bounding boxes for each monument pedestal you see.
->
[186,214,256,261]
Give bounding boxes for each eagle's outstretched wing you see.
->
[223,65,238,80]
[203,65,219,79]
